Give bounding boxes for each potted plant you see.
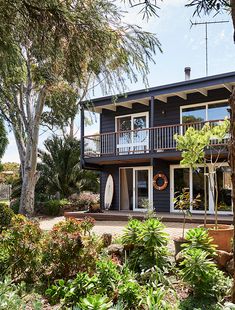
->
[175,119,234,252]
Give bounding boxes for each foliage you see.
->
[174,120,229,169]
[96,259,123,295]
[76,294,113,310]
[0,277,42,309]
[41,199,69,216]
[175,119,230,228]
[180,248,231,299]
[173,189,192,239]
[41,229,83,281]
[182,227,217,256]
[53,217,95,235]
[123,0,161,19]
[145,287,174,310]
[46,273,98,306]
[118,279,143,308]
[122,218,169,272]
[186,0,230,17]
[41,218,97,280]
[37,136,99,198]
[0,202,14,233]
[0,118,8,161]
[72,192,100,210]
[0,215,42,281]
[0,162,19,184]
[0,0,159,215]
[10,199,20,214]
[0,277,26,309]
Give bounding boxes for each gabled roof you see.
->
[85,71,235,113]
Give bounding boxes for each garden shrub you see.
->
[182,227,217,256]
[53,217,95,235]
[71,192,99,210]
[96,259,123,295]
[46,273,98,306]
[53,217,83,233]
[0,277,42,310]
[41,199,68,216]
[118,279,143,309]
[179,295,224,310]
[10,199,20,214]
[41,229,83,281]
[41,218,97,280]
[180,248,231,299]
[122,218,170,272]
[0,215,42,281]
[0,202,14,233]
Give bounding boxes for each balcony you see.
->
[83,119,228,158]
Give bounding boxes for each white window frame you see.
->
[119,166,153,212]
[170,163,233,215]
[115,111,149,131]
[180,99,229,124]
[115,112,149,153]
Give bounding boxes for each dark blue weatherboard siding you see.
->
[100,160,172,213]
[154,88,230,127]
[153,159,170,212]
[100,88,230,135]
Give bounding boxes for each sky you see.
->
[2,0,235,163]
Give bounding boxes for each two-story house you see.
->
[80,70,235,216]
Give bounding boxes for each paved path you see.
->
[39,216,197,252]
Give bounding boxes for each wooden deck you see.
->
[64,210,233,225]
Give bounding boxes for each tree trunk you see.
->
[69,116,75,138]
[17,86,46,216]
[229,88,235,303]
[19,169,37,216]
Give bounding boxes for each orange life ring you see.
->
[153,172,168,191]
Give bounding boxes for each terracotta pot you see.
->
[199,224,234,252]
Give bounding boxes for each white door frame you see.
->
[119,166,153,212]
[170,163,233,215]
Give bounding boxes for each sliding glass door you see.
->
[120,167,152,211]
[171,164,232,214]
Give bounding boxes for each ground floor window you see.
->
[170,164,232,214]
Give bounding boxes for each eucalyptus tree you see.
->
[0,0,161,215]
[0,118,8,166]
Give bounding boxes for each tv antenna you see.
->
[190,20,229,76]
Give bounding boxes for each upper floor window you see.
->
[181,101,229,124]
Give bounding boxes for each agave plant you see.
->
[182,227,217,256]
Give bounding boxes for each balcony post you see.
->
[150,96,155,152]
[80,104,85,169]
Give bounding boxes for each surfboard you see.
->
[104,174,114,210]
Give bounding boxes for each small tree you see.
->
[175,119,230,229]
